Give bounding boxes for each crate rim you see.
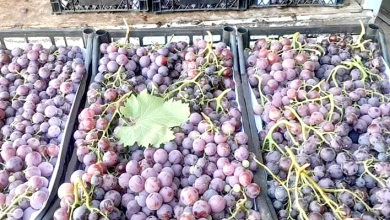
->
[0,28,90,48]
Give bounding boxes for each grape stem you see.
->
[290,94,337,122]
[0,187,32,220]
[213,88,232,114]
[322,187,373,212]
[92,92,132,162]
[355,20,365,47]
[285,147,344,220]
[110,65,125,88]
[253,156,293,217]
[294,163,310,220]
[327,57,383,87]
[102,92,132,138]
[163,70,205,101]
[291,32,302,50]
[203,31,221,69]
[351,20,369,51]
[262,119,293,153]
[326,64,351,87]
[200,112,218,133]
[123,18,131,45]
[305,44,325,55]
[226,190,248,220]
[252,74,270,106]
[365,90,390,102]
[284,106,329,144]
[71,177,108,220]
[362,159,386,188]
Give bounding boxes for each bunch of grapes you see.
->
[54,33,263,220]
[0,43,86,219]
[245,23,390,220]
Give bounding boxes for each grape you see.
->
[6,156,24,172]
[146,193,163,210]
[145,177,161,193]
[30,190,48,209]
[54,207,69,220]
[45,105,58,117]
[102,151,117,166]
[192,200,211,218]
[130,212,147,220]
[126,200,141,215]
[234,146,249,161]
[58,183,74,200]
[157,171,173,187]
[141,168,158,179]
[319,148,336,162]
[208,195,226,213]
[239,171,252,187]
[168,150,183,164]
[128,175,145,192]
[216,143,230,157]
[25,166,41,179]
[157,186,174,203]
[180,187,199,206]
[156,204,173,219]
[153,149,168,164]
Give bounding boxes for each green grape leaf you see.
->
[116,90,190,148]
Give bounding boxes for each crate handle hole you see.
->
[224,26,234,32]
[96,30,108,36]
[237,27,248,34]
[368,24,379,30]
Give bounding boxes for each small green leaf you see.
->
[116,90,190,147]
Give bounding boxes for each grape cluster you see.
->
[0,43,85,219]
[55,34,262,220]
[246,24,390,220]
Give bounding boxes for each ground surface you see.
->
[0,0,371,29]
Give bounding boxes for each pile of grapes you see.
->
[246,24,390,219]
[54,33,263,220]
[0,44,86,219]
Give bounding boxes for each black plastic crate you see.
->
[50,0,148,14]
[0,28,94,220]
[42,26,276,220]
[152,0,247,13]
[249,0,288,8]
[249,0,343,8]
[290,0,344,6]
[236,24,389,220]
